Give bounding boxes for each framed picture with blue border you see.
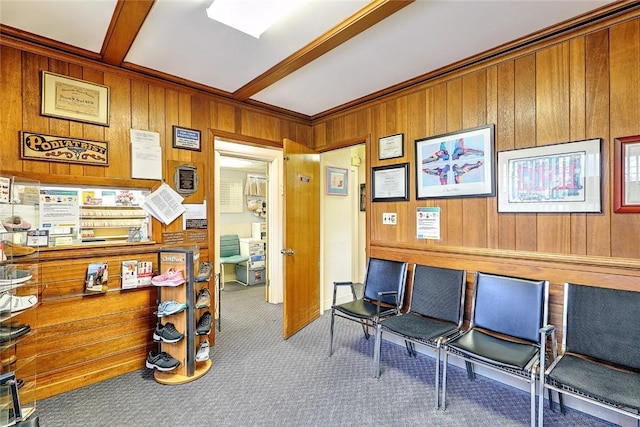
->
[326,166,348,196]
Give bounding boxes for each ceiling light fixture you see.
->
[206,0,302,39]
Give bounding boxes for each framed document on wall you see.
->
[371,163,409,202]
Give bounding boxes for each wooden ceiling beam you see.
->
[232,0,414,101]
[101,0,155,66]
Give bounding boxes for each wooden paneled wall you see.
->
[0,39,312,399]
[313,12,640,341]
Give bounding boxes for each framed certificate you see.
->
[371,163,409,202]
[378,133,404,160]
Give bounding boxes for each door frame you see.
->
[213,137,284,303]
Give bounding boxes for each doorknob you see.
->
[280,248,296,256]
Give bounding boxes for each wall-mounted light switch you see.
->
[382,213,397,225]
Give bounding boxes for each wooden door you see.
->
[282,138,320,338]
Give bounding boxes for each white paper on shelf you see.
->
[141,183,185,225]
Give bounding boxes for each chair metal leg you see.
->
[361,320,370,340]
[373,323,382,378]
[529,369,536,427]
[329,308,336,357]
[558,392,565,415]
[465,360,475,380]
[441,349,449,410]
[548,389,554,412]
[435,345,441,409]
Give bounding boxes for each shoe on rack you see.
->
[195,288,211,309]
[156,300,187,317]
[152,322,184,343]
[1,354,16,367]
[151,268,185,287]
[2,216,31,231]
[1,241,35,257]
[196,311,212,336]
[0,267,33,291]
[196,262,212,282]
[145,350,180,371]
[0,293,37,314]
[196,339,210,362]
[0,323,31,343]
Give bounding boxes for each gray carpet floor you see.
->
[37,282,616,426]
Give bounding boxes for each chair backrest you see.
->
[409,264,466,326]
[471,271,548,344]
[220,234,241,257]
[563,282,640,370]
[362,258,408,307]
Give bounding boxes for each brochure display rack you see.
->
[0,176,40,426]
[152,248,211,384]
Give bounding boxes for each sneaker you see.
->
[151,268,185,287]
[195,339,210,362]
[196,311,212,335]
[196,262,212,282]
[145,350,180,371]
[0,323,31,343]
[156,300,187,317]
[2,216,31,231]
[195,288,211,308]
[152,322,184,343]
[1,241,35,257]
[0,293,37,314]
[0,267,33,292]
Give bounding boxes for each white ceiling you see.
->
[0,0,616,117]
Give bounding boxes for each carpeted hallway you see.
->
[37,282,615,426]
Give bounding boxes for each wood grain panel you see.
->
[584,29,611,257]
[513,54,537,252]
[485,66,499,249]
[496,60,516,250]
[610,19,640,258]
[0,45,22,172]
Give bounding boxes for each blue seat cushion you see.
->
[447,328,539,370]
[548,354,640,412]
[220,255,249,264]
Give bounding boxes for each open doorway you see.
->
[214,138,284,305]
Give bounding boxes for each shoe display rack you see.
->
[0,176,40,426]
[150,248,211,384]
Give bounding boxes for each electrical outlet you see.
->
[382,213,397,225]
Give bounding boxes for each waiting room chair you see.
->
[442,271,551,427]
[329,257,408,357]
[539,283,640,427]
[219,234,249,289]
[373,264,466,409]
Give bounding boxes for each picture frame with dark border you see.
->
[371,162,409,202]
[415,124,494,199]
[172,125,201,151]
[497,138,602,213]
[614,134,640,213]
[41,71,110,126]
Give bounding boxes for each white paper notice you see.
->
[142,183,185,225]
[416,207,440,240]
[131,129,162,180]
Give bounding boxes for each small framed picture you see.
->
[172,125,201,151]
[326,166,348,196]
[614,135,640,213]
[378,133,404,160]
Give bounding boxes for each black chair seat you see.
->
[448,329,539,371]
[334,299,396,319]
[548,354,640,412]
[380,313,457,344]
